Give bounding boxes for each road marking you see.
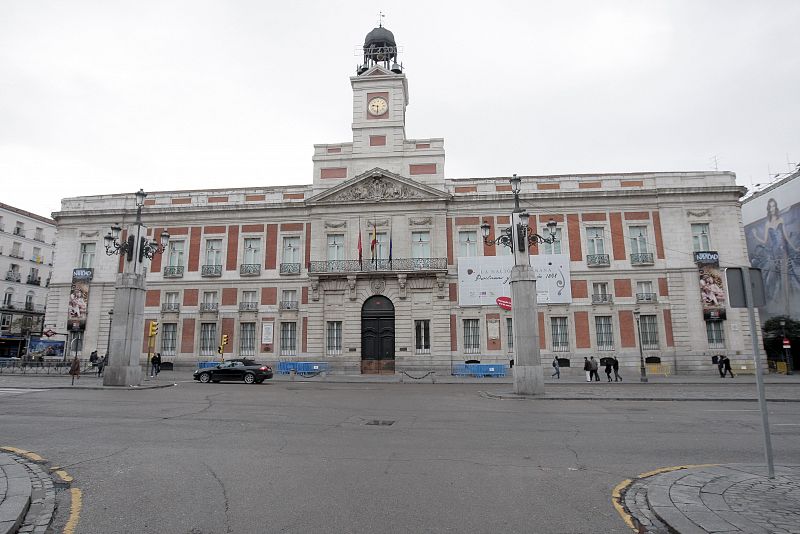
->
[703,409,760,412]
[775,423,800,426]
[0,388,47,397]
[64,487,82,534]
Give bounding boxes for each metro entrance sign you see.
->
[784,338,792,349]
[43,329,56,338]
[496,296,512,311]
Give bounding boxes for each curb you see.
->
[0,383,177,391]
[480,391,800,402]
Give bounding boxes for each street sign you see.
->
[43,329,56,338]
[784,338,791,349]
[725,267,766,308]
[496,296,512,311]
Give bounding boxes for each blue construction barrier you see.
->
[452,363,507,377]
[278,361,328,375]
[197,361,219,369]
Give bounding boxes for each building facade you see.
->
[1,202,56,357]
[46,26,760,374]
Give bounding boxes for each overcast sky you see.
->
[2,1,799,219]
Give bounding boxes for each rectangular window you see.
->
[415,320,431,354]
[202,291,217,304]
[2,291,12,307]
[243,237,261,264]
[639,314,659,350]
[551,317,569,352]
[280,322,297,356]
[542,227,563,255]
[458,231,478,257]
[375,232,389,260]
[0,314,11,329]
[283,236,301,264]
[32,247,42,263]
[10,242,22,257]
[629,226,648,254]
[168,241,185,267]
[411,231,430,259]
[35,227,44,241]
[636,281,653,294]
[327,234,344,261]
[691,223,711,251]
[242,290,257,303]
[13,223,24,236]
[463,319,480,354]
[595,316,614,351]
[587,227,605,255]
[327,321,342,355]
[205,239,222,266]
[240,323,256,356]
[165,291,179,304]
[506,318,513,351]
[592,282,609,295]
[161,323,177,356]
[281,289,297,304]
[79,243,96,268]
[200,323,217,356]
[706,321,725,349]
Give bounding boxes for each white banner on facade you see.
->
[261,322,274,344]
[457,254,572,306]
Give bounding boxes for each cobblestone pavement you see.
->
[0,450,60,534]
[623,464,800,533]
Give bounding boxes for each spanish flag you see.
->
[370,223,377,263]
[357,225,363,268]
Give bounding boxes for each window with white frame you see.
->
[415,320,430,354]
[280,322,297,356]
[167,241,185,266]
[541,227,562,255]
[10,242,22,257]
[1,314,11,329]
[165,292,179,305]
[161,323,177,356]
[243,237,261,264]
[691,223,711,251]
[202,291,217,305]
[629,226,649,254]
[706,321,725,349]
[506,318,513,351]
[242,290,257,303]
[240,323,256,356]
[595,316,614,351]
[327,234,344,261]
[327,321,342,355]
[587,227,605,255]
[79,243,96,268]
[551,317,569,352]
[639,314,659,350]
[281,289,297,305]
[200,323,217,356]
[463,319,480,354]
[375,232,389,259]
[205,239,222,266]
[32,247,42,263]
[283,236,301,264]
[458,231,478,257]
[593,282,609,296]
[636,281,653,295]
[3,289,12,307]
[25,291,34,307]
[411,232,430,259]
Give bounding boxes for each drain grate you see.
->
[364,420,395,426]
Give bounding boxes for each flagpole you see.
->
[358,217,363,270]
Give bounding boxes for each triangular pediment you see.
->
[307,168,451,205]
[363,65,393,76]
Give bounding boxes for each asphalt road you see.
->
[1,380,799,534]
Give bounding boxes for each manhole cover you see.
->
[365,420,395,426]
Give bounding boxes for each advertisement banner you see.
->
[27,338,66,359]
[457,254,572,306]
[697,258,727,321]
[68,269,92,331]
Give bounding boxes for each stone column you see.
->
[103,272,146,386]
[510,264,544,395]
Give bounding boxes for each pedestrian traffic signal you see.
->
[149,321,159,337]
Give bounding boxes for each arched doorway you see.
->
[361,295,395,374]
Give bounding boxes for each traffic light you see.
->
[218,334,229,355]
[221,334,229,346]
[149,320,159,337]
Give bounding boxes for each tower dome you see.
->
[359,25,402,74]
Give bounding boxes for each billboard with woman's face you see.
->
[67,268,93,330]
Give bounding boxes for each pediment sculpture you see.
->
[329,176,425,202]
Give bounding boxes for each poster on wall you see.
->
[742,173,800,320]
[261,322,274,344]
[67,268,93,331]
[696,253,727,321]
[457,254,572,306]
[27,338,66,359]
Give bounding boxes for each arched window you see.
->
[25,291,35,309]
[3,289,13,307]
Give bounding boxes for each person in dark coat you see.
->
[717,356,725,378]
[69,355,81,385]
[97,354,107,377]
[722,355,735,378]
[583,357,591,382]
[612,357,622,382]
[150,353,161,377]
[589,356,600,382]
[604,360,613,382]
[551,357,560,379]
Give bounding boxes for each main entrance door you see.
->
[361,295,395,374]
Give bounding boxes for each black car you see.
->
[193,359,273,384]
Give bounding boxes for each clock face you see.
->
[367,97,388,116]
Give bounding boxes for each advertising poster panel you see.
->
[457,254,572,306]
[742,173,800,320]
[695,252,727,320]
[27,338,66,359]
[68,268,93,331]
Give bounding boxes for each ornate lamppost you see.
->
[480,174,558,395]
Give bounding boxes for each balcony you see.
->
[12,228,24,236]
[201,264,222,277]
[308,257,448,274]
[199,302,219,313]
[161,302,180,313]
[591,293,613,304]
[9,251,23,259]
[5,272,21,283]
[240,264,261,276]
[163,265,184,278]
[636,293,657,303]
[630,253,654,265]
[586,254,610,267]
[279,300,299,311]
[239,301,259,312]
[26,275,41,286]
[33,234,45,243]
[1,300,44,313]
[280,263,301,275]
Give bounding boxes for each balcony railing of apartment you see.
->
[163,265,184,278]
[26,276,41,286]
[240,264,261,276]
[1,300,45,313]
[586,254,610,267]
[239,301,258,311]
[5,272,21,282]
[9,251,23,259]
[199,302,219,313]
[161,302,180,313]
[279,263,301,275]
[33,234,45,243]
[630,253,654,265]
[591,293,614,304]
[279,301,299,311]
[309,257,448,274]
[201,264,222,277]
[12,228,24,236]
[636,293,657,303]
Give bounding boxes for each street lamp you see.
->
[103,189,170,268]
[106,309,113,360]
[633,310,648,383]
[780,319,793,375]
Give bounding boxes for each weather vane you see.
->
[378,11,385,27]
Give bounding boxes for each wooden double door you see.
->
[361,295,395,374]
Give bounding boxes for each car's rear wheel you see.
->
[243,373,255,384]
[199,372,210,383]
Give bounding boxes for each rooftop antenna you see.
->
[711,155,719,171]
[378,11,385,27]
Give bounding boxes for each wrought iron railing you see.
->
[636,293,657,303]
[279,301,299,311]
[591,293,613,304]
[630,253,654,265]
[240,264,261,276]
[5,272,21,282]
[280,263,301,275]
[201,264,222,277]
[586,254,610,267]
[9,252,23,259]
[26,276,41,286]
[163,265,184,278]
[308,257,448,274]
[162,302,180,312]
[199,302,219,313]
[239,302,258,311]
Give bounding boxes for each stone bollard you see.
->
[290,369,296,381]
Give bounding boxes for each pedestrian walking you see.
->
[89,350,98,370]
[604,359,613,382]
[97,353,107,377]
[589,356,600,382]
[583,357,591,382]
[551,357,560,379]
[150,352,161,377]
[722,355,735,378]
[612,357,622,382]
[717,355,725,378]
[69,355,81,385]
